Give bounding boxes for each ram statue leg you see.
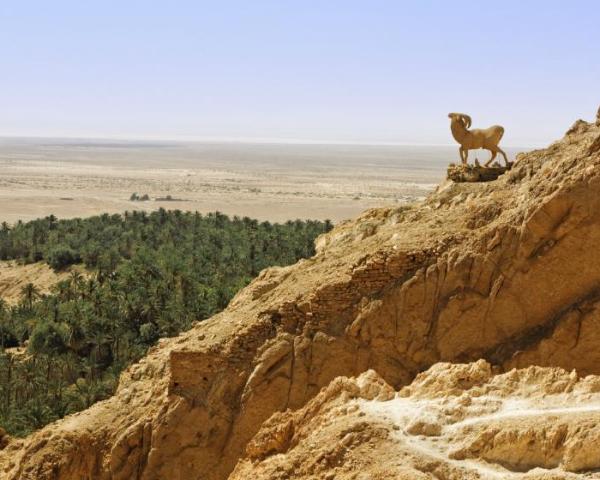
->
[460,147,468,165]
[497,147,509,166]
[484,149,498,167]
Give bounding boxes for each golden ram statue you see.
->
[448,113,509,167]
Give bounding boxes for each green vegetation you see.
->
[130,192,150,201]
[0,210,332,436]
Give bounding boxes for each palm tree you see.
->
[20,283,41,310]
[21,398,56,430]
[52,280,74,303]
[0,298,11,350]
[69,271,85,291]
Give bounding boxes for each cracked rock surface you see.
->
[232,361,600,479]
[1,110,600,479]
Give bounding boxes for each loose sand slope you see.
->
[0,261,79,304]
[1,110,600,479]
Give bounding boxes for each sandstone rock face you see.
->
[447,162,512,182]
[232,361,600,479]
[1,111,600,479]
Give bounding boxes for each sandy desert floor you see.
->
[0,138,524,223]
[0,261,87,304]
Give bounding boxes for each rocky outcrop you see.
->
[232,361,600,479]
[447,162,513,182]
[1,110,600,479]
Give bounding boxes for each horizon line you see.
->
[0,134,539,150]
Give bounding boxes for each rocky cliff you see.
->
[232,361,600,479]
[1,108,600,480]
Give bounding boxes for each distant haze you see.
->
[0,138,527,224]
[1,1,599,146]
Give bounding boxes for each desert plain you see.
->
[0,137,524,224]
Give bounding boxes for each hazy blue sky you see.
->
[1,1,598,146]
